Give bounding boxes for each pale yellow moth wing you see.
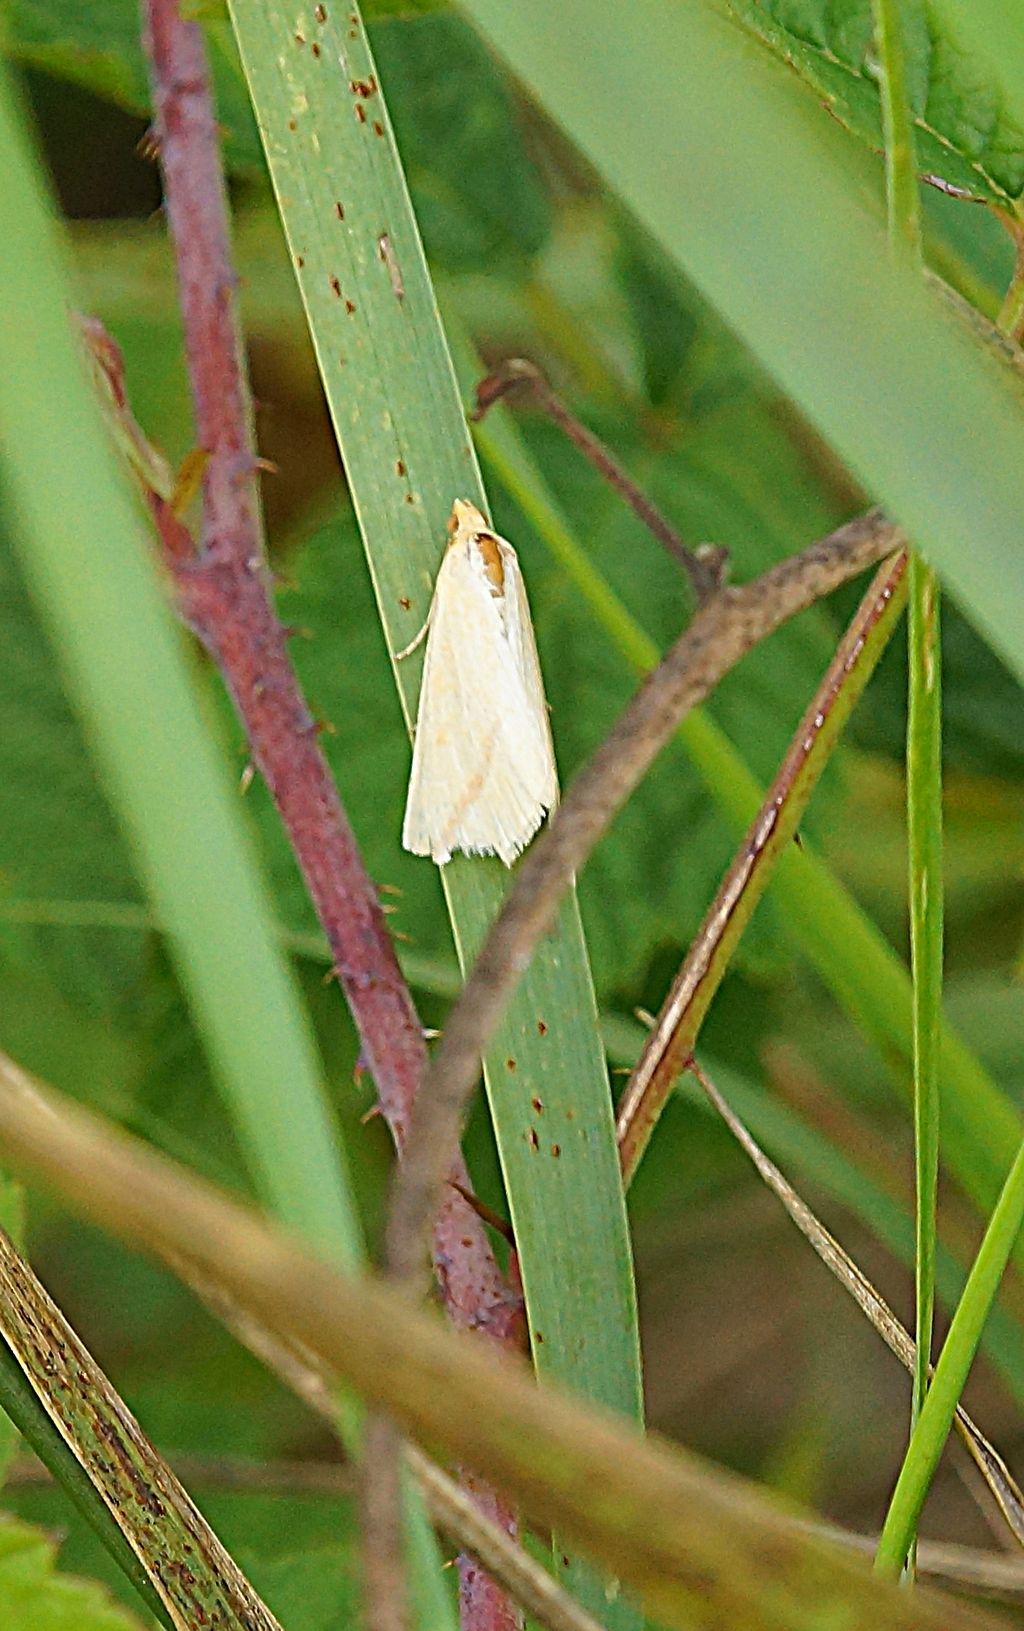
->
[495,538,559,811]
[402,539,554,866]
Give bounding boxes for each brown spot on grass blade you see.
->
[378,234,405,300]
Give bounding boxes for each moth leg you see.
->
[394,611,431,662]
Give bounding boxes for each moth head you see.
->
[448,498,489,539]
[448,497,504,593]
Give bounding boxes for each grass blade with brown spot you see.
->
[221,3,644,1620]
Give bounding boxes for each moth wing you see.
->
[402,541,555,865]
[495,539,559,811]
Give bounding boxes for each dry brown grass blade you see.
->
[0,1049,1006,1631]
[691,1060,1024,1549]
[615,548,908,1180]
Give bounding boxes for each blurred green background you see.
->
[1,2,1024,1622]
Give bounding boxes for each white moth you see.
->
[401,499,557,866]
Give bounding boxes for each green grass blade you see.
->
[905,560,944,1441]
[462,344,1024,1236]
[873,0,941,1571]
[874,1133,1024,1577]
[0,65,357,1265]
[873,0,923,260]
[223,4,643,1619]
[458,0,1024,691]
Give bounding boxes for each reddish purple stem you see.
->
[140,6,521,1628]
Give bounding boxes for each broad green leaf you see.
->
[928,4,1024,188]
[0,1516,145,1631]
[721,0,1024,203]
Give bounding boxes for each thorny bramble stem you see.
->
[140,8,522,1631]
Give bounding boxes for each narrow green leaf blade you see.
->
[223,1,644,1618]
[875,1134,1024,1576]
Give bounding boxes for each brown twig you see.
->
[615,545,909,1181]
[473,358,727,601]
[138,8,521,1630]
[385,509,903,1290]
[0,1056,1002,1631]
